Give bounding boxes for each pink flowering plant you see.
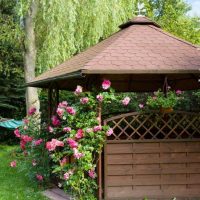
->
[48,81,127,199]
[14,80,130,200]
[14,107,50,184]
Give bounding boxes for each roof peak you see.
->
[119,16,161,29]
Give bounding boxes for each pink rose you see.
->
[20,140,26,150]
[139,103,144,109]
[75,129,84,139]
[10,160,17,167]
[176,90,182,95]
[14,129,21,138]
[48,126,54,133]
[74,85,83,95]
[58,101,68,108]
[46,139,64,151]
[64,172,70,180]
[63,127,71,132]
[46,141,56,151]
[66,107,76,115]
[28,107,36,116]
[56,107,65,118]
[36,174,43,181]
[152,96,157,100]
[88,169,96,179]
[21,135,33,142]
[93,125,102,132]
[60,157,68,167]
[73,148,84,159]
[23,119,29,124]
[51,116,60,126]
[96,94,103,102]
[122,97,130,106]
[67,138,78,149]
[102,80,111,90]
[34,138,43,146]
[80,97,89,104]
[64,170,73,180]
[53,139,64,147]
[32,159,37,166]
[106,128,113,136]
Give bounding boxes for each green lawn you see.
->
[0,145,48,200]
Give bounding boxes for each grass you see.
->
[0,145,49,200]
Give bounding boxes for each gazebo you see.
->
[28,16,200,199]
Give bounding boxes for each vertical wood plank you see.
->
[48,88,52,121]
[97,102,102,200]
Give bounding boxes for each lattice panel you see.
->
[104,112,200,140]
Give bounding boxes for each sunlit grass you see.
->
[0,145,48,200]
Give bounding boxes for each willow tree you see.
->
[18,0,40,113]
[18,0,135,112]
[35,0,135,73]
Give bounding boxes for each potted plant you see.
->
[146,89,182,113]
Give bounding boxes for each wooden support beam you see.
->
[48,87,60,119]
[97,102,102,200]
[48,88,52,121]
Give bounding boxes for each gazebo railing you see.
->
[104,111,200,140]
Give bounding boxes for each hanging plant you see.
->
[146,89,183,113]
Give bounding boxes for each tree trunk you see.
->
[24,0,40,114]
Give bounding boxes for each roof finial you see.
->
[136,1,146,17]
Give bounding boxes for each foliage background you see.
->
[0,0,25,119]
[0,0,200,121]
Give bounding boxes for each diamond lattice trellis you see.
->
[104,111,200,140]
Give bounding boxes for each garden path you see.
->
[43,188,71,200]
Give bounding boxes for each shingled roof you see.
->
[28,16,200,91]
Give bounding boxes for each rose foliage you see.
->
[14,80,130,200]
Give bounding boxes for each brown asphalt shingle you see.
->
[28,16,200,86]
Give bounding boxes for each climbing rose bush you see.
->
[48,81,123,200]
[14,80,130,200]
[13,107,51,184]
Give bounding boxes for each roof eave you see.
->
[26,68,200,87]
[82,69,200,74]
[26,70,83,87]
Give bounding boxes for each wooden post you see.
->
[97,102,102,200]
[48,88,52,121]
[163,76,168,97]
[56,88,59,106]
[48,87,59,120]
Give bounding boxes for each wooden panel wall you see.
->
[104,141,200,199]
